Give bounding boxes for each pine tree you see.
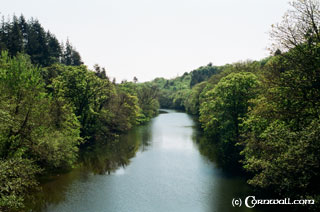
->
[62,39,82,66]
[47,31,61,64]
[7,15,23,56]
[18,15,29,50]
[26,19,49,65]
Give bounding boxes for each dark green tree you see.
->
[0,52,81,211]
[200,72,259,168]
[7,15,23,56]
[26,19,49,65]
[0,15,81,67]
[51,65,113,140]
[62,39,82,66]
[47,31,61,64]
[241,0,320,205]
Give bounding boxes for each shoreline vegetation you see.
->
[0,18,159,210]
[1,0,319,211]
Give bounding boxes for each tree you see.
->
[94,64,108,79]
[0,158,41,211]
[47,31,62,64]
[0,52,81,210]
[62,39,72,65]
[133,76,138,83]
[241,0,320,205]
[7,15,23,56]
[136,84,160,121]
[26,19,49,65]
[270,0,320,52]
[61,39,82,66]
[190,65,218,87]
[18,15,28,50]
[184,81,207,115]
[103,84,140,133]
[200,72,259,168]
[0,52,80,166]
[51,65,113,140]
[0,15,82,67]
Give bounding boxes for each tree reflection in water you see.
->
[27,124,151,211]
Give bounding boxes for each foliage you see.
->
[189,63,218,87]
[184,81,207,115]
[200,72,259,139]
[0,14,161,211]
[51,65,114,140]
[114,82,160,124]
[46,64,159,142]
[2,1,320,209]
[136,84,160,122]
[61,39,82,66]
[151,65,211,110]
[0,52,80,168]
[153,61,263,112]
[242,118,320,196]
[240,0,320,206]
[0,15,82,67]
[0,158,41,211]
[103,83,140,134]
[0,52,81,211]
[199,72,259,168]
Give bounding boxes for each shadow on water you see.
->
[190,114,244,174]
[27,125,151,212]
[27,110,275,212]
[189,116,288,212]
[188,118,254,212]
[137,122,152,152]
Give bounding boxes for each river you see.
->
[29,110,262,212]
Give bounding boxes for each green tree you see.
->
[7,15,23,56]
[0,52,80,167]
[103,85,140,133]
[94,64,108,79]
[0,15,81,67]
[47,31,62,65]
[184,81,207,115]
[190,64,218,87]
[0,52,81,211]
[61,39,82,66]
[51,65,113,141]
[136,84,160,121]
[26,19,49,66]
[200,72,259,168]
[241,0,320,205]
[0,158,41,211]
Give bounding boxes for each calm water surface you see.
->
[30,110,263,212]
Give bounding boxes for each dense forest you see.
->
[0,15,82,67]
[149,0,320,210]
[1,0,320,211]
[0,16,159,211]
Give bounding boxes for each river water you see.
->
[29,110,262,212]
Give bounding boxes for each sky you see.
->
[2,0,291,82]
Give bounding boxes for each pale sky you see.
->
[2,0,290,82]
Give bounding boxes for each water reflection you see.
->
[190,119,263,212]
[80,133,139,175]
[27,110,265,212]
[137,123,152,152]
[28,125,147,211]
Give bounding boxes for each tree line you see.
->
[151,0,320,210]
[0,17,159,211]
[1,0,320,211]
[0,15,82,66]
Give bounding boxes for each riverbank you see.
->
[26,110,262,212]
